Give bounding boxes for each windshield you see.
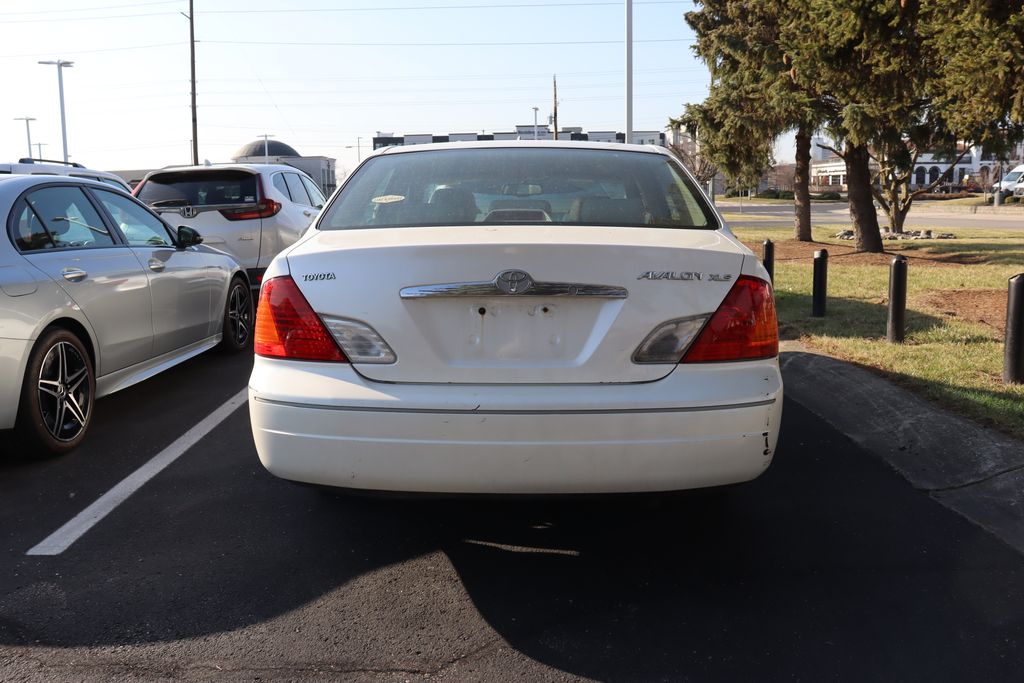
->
[1003,171,1023,184]
[136,170,258,206]
[320,147,717,230]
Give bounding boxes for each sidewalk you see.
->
[780,341,1024,554]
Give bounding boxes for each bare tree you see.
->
[667,140,720,184]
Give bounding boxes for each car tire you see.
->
[15,328,95,456]
[220,276,253,352]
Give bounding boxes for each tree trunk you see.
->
[844,142,884,253]
[889,208,907,235]
[793,126,812,242]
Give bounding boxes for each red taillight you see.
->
[254,276,347,362]
[220,175,281,220]
[682,275,778,362]
[220,198,281,221]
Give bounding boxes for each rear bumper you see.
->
[248,359,783,494]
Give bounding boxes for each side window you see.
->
[25,186,116,249]
[300,176,326,207]
[94,190,175,247]
[11,201,55,251]
[284,173,312,206]
[272,173,290,200]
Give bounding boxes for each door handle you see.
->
[238,234,254,241]
[147,259,166,272]
[303,210,314,217]
[61,267,87,282]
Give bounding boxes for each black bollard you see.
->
[1005,274,1024,384]
[811,249,828,317]
[763,239,775,284]
[887,255,908,343]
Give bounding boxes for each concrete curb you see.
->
[779,341,1024,554]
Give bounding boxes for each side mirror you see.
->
[177,225,204,248]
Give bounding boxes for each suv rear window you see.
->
[320,147,717,230]
[137,170,258,207]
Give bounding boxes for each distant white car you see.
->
[249,141,782,494]
[134,164,327,287]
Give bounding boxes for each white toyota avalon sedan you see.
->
[248,141,781,494]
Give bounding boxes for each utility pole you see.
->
[38,60,73,164]
[625,0,633,143]
[261,133,274,164]
[532,107,539,140]
[181,1,198,165]
[552,75,558,141]
[13,117,35,158]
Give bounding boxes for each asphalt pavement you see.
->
[1,349,1023,681]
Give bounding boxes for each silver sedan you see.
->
[0,175,252,455]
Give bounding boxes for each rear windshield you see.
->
[137,170,258,207]
[320,147,718,230]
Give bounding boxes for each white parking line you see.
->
[26,388,249,556]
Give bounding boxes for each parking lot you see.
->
[2,348,1023,681]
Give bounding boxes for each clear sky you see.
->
[1,0,752,176]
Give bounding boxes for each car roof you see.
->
[144,163,308,177]
[374,139,672,157]
[0,173,130,193]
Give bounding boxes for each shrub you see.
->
[778,190,795,200]
[755,189,780,199]
[814,191,842,200]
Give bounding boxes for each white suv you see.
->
[133,164,327,287]
[0,159,131,192]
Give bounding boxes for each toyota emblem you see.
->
[495,269,533,295]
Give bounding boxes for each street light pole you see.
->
[38,60,74,163]
[35,143,47,160]
[261,133,274,164]
[13,117,35,158]
[181,0,198,165]
[625,0,633,144]
[532,107,539,140]
[38,60,74,164]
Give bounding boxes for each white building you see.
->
[372,127,665,149]
[810,137,1024,191]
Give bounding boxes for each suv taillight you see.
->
[254,276,347,362]
[220,198,281,221]
[220,175,281,221]
[682,275,778,362]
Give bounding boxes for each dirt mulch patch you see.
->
[738,237,959,267]
[917,289,1008,339]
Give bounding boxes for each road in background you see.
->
[720,200,1024,231]
[1,350,1023,680]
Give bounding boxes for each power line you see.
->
[0,42,185,59]
[200,1,682,14]
[5,11,178,23]
[203,38,692,48]
[0,0,180,15]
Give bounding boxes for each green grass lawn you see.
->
[733,226,1024,440]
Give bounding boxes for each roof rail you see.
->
[17,158,86,168]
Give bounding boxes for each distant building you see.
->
[231,140,337,195]
[809,137,1024,191]
[372,127,665,150]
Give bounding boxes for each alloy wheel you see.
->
[37,341,91,442]
[227,283,252,345]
